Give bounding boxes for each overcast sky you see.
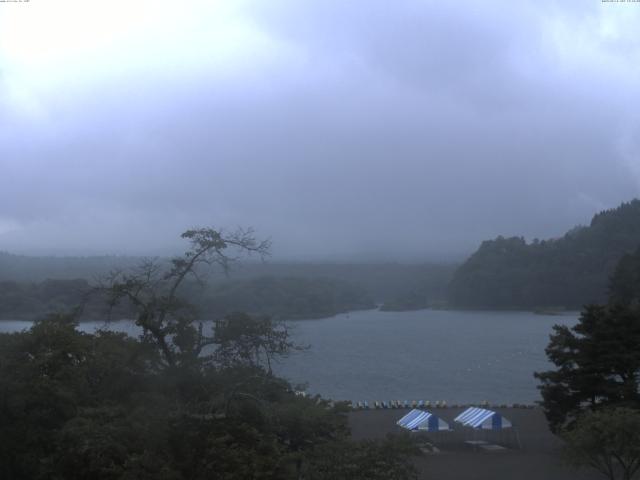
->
[1,0,639,260]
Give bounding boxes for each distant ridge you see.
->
[0,251,455,311]
[0,252,143,282]
[448,199,640,309]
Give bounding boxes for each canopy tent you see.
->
[397,409,450,432]
[454,407,512,430]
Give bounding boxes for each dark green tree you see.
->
[302,434,419,480]
[563,408,640,480]
[536,246,640,432]
[0,313,161,479]
[213,311,300,374]
[0,312,358,479]
[1,228,422,480]
[609,246,640,307]
[535,304,640,431]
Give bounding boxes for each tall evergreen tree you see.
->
[535,247,640,432]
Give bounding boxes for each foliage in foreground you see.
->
[537,245,640,479]
[563,408,640,480]
[534,303,640,431]
[0,314,418,480]
[0,227,418,480]
[535,242,640,432]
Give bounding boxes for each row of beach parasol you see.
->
[350,400,534,410]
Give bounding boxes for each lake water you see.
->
[0,309,578,404]
[274,309,578,404]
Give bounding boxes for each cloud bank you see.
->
[1,0,639,259]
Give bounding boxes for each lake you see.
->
[0,309,578,404]
[276,309,578,404]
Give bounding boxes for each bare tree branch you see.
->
[98,226,271,369]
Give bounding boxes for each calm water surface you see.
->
[274,309,578,404]
[0,309,578,404]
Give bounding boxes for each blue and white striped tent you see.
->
[397,409,450,432]
[454,407,512,430]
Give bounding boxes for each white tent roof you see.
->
[397,409,450,432]
[454,407,512,430]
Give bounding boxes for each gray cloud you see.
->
[0,0,639,259]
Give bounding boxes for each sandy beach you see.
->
[348,407,602,480]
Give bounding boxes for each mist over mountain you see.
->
[448,200,640,309]
[2,1,640,260]
[0,250,455,320]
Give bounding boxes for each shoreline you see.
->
[0,306,582,323]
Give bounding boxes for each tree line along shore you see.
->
[3,200,640,317]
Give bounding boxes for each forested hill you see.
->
[0,276,375,322]
[195,276,375,320]
[0,252,454,305]
[448,200,640,309]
